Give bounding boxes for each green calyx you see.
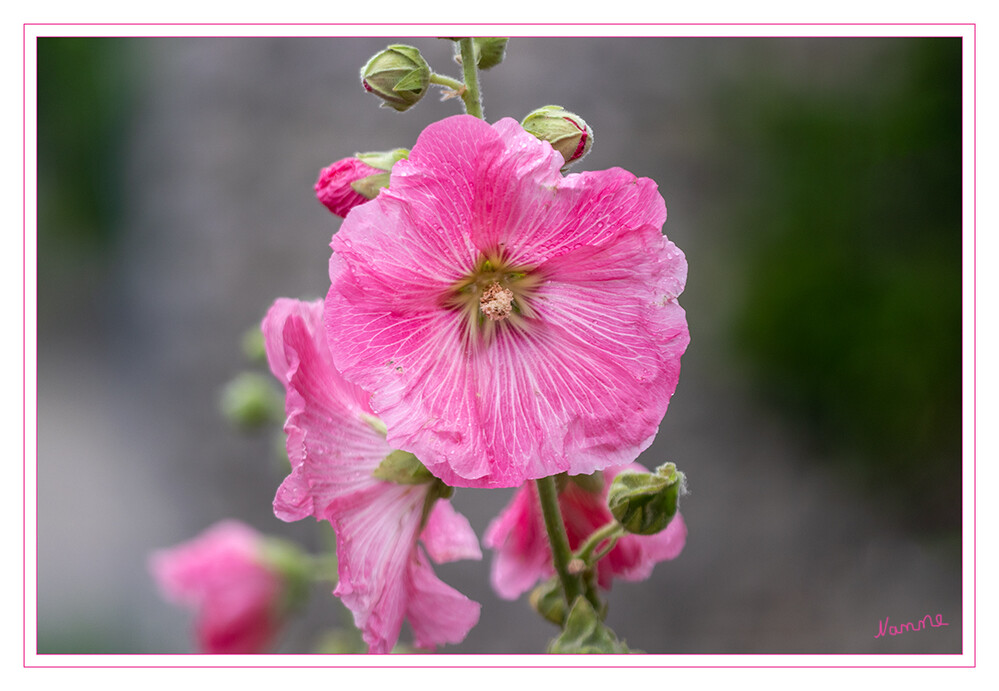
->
[372,449,435,485]
[355,148,409,171]
[547,597,636,654]
[530,577,567,626]
[606,462,686,535]
[350,172,391,200]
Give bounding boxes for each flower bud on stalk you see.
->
[314,148,409,218]
[470,38,509,69]
[606,463,686,535]
[521,105,593,168]
[360,44,431,112]
[529,577,566,626]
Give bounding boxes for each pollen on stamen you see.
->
[480,282,515,321]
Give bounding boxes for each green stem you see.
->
[458,38,484,119]
[429,72,464,92]
[576,522,625,565]
[535,476,582,606]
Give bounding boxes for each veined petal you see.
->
[265,299,390,521]
[482,483,552,600]
[264,297,481,653]
[333,483,427,654]
[421,499,483,564]
[405,548,481,651]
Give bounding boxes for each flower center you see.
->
[479,283,515,321]
[445,252,542,345]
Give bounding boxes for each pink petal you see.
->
[149,521,282,654]
[421,499,483,564]
[406,547,481,651]
[333,483,427,654]
[263,299,390,521]
[482,484,552,600]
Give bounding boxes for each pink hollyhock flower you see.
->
[484,464,687,600]
[325,114,689,488]
[263,298,481,653]
[314,157,383,217]
[150,520,285,654]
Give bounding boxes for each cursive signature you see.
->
[874,614,949,638]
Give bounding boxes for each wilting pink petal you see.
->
[314,157,383,218]
[149,520,284,654]
[326,114,689,488]
[263,298,480,653]
[484,464,687,599]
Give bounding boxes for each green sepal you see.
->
[529,577,566,626]
[547,597,636,654]
[355,148,410,171]
[350,172,391,199]
[392,68,427,92]
[372,449,435,485]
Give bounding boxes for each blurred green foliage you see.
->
[38,38,133,250]
[37,39,134,337]
[723,39,962,533]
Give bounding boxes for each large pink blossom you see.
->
[150,520,285,654]
[484,464,688,600]
[263,298,481,653]
[314,157,383,218]
[325,114,689,488]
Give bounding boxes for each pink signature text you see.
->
[874,614,949,639]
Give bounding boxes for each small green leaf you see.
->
[372,449,434,485]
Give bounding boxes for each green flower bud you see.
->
[219,372,284,430]
[521,105,593,168]
[529,577,566,626]
[547,597,635,654]
[606,462,686,535]
[360,45,430,112]
[473,38,508,69]
[240,326,267,364]
[259,537,312,612]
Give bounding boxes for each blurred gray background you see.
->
[35,36,964,655]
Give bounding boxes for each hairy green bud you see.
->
[360,45,430,112]
[606,462,685,535]
[521,105,593,168]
